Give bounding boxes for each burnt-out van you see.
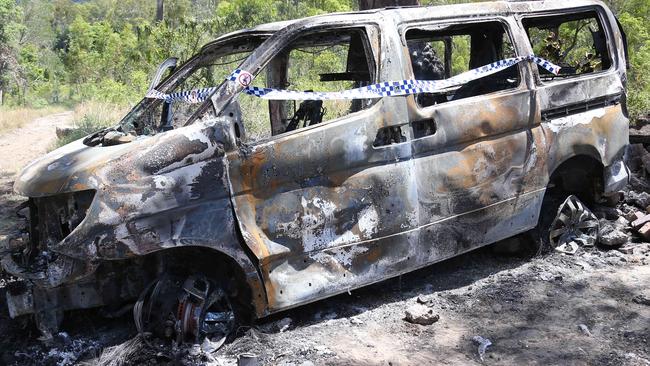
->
[3,0,629,342]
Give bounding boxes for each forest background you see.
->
[0,0,648,134]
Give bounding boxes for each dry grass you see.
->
[55,101,130,148]
[0,105,67,133]
[71,101,129,126]
[80,336,145,366]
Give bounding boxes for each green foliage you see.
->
[616,9,650,121]
[2,0,649,122]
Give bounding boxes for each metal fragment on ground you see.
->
[578,324,592,336]
[472,335,492,362]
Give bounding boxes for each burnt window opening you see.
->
[373,118,436,147]
[523,11,612,81]
[374,125,407,147]
[405,21,520,108]
[412,118,436,139]
[238,29,376,142]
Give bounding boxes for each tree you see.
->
[156,0,163,22]
[358,0,419,9]
[0,0,22,105]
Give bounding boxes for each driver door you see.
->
[225,24,421,311]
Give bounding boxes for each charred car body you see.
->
[2,0,630,341]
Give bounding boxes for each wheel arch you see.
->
[547,152,605,203]
[151,243,268,320]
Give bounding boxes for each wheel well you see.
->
[548,155,604,204]
[154,246,255,321]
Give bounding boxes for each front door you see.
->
[226,23,423,311]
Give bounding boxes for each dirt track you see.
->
[0,114,648,366]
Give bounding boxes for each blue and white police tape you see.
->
[147,55,560,104]
[145,87,218,104]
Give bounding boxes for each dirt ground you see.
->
[0,114,648,366]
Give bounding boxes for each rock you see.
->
[598,220,628,247]
[188,344,201,357]
[624,211,644,223]
[539,272,553,281]
[593,205,621,220]
[618,244,638,254]
[617,243,650,255]
[616,216,630,227]
[632,213,650,229]
[637,222,650,241]
[632,294,650,306]
[404,304,440,325]
[641,152,650,174]
[627,191,650,210]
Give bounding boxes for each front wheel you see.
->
[134,274,236,345]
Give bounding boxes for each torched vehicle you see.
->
[2,0,630,341]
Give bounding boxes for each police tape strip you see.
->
[146,55,560,104]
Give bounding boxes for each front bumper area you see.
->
[1,247,101,318]
[5,278,105,319]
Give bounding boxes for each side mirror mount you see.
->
[148,57,178,131]
[148,57,178,92]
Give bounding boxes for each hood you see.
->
[14,138,138,197]
[14,119,233,198]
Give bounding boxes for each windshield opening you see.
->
[118,34,268,136]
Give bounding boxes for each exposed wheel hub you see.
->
[134,274,235,346]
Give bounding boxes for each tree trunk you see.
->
[358,0,419,10]
[0,89,3,106]
[156,0,164,22]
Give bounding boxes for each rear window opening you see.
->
[523,11,612,82]
[405,21,520,108]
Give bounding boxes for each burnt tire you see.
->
[530,190,567,254]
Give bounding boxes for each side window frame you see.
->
[400,16,526,111]
[238,23,382,145]
[519,6,617,86]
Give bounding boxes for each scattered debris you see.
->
[404,304,440,325]
[349,317,364,326]
[238,353,260,366]
[202,336,227,354]
[626,191,650,209]
[578,324,592,337]
[416,294,434,305]
[632,294,650,306]
[539,272,554,281]
[555,241,579,255]
[472,335,492,362]
[276,318,292,333]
